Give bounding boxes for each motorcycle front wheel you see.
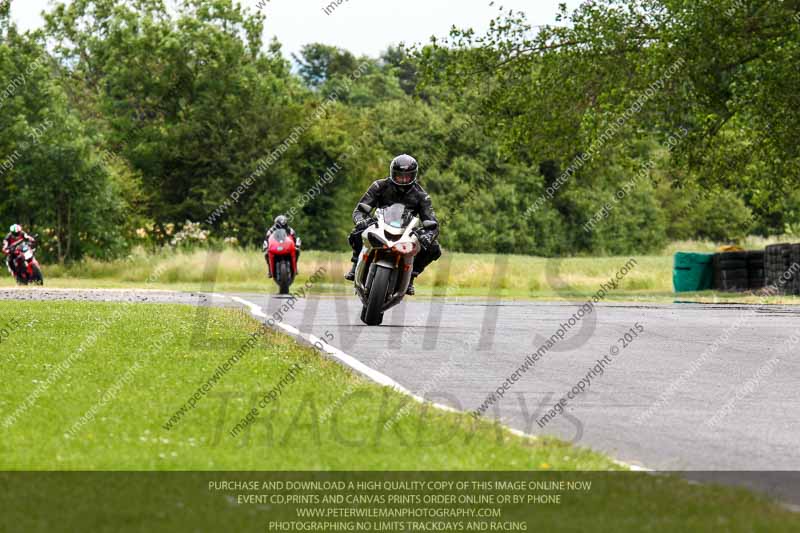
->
[363,265,391,326]
[31,265,44,286]
[277,260,292,295]
[13,266,27,285]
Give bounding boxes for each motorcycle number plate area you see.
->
[24,252,33,260]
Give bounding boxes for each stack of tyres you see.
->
[746,250,766,290]
[791,244,800,295]
[765,244,788,291]
[713,251,749,292]
[764,244,800,295]
[765,243,800,294]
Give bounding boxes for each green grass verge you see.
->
[0,300,615,470]
[3,246,799,304]
[0,301,798,531]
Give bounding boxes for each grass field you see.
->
[1,300,615,470]
[1,301,799,531]
[3,237,800,304]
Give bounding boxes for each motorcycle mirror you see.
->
[357,203,372,214]
[422,220,438,231]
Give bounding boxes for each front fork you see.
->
[356,249,415,310]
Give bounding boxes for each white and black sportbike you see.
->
[353,202,437,326]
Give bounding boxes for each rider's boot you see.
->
[406,273,418,296]
[344,262,357,281]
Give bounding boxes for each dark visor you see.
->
[394,172,415,184]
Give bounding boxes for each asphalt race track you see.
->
[4,288,800,505]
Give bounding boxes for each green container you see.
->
[673,252,714,293]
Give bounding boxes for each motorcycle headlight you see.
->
[392,242,416,254]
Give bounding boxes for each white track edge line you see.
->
[227,294,652,472]
[229,297,457,412]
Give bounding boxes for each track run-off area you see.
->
[3,287,800,506]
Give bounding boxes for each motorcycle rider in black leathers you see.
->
[263,215,301,278]
[345,154,442,296]
[2,224,36,276]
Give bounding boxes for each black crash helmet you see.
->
[389,154,419,188]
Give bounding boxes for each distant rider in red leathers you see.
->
[263,215,301,278]
[2,224,36,276]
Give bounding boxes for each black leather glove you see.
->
[418,231,435,251]
[355,218,375,231]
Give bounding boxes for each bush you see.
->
[170,221,210,249]
[693,190,754,242]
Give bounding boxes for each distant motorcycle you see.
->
[8,240,43,286]
[353,202,437,326]
[265,229,298,295]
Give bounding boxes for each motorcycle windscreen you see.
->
[272,229,288,242]
[382,203,407,229]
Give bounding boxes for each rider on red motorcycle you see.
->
[263,215,301,278]
[2,224,36,275]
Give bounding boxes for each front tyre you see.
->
[363,265,391,326]
[31,265,44,286]
[277,260,292,295]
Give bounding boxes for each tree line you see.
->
[0,0,796,263]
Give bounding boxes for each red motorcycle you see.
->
[8,240,44,285]
[265,229,297,294]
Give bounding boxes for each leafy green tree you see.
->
[294,43,359,89]
[45,0,302,245]
[416,0,800,245]
[2,0,788,261]
[381,45,419,96]
[0,19,130,262]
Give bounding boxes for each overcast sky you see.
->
[10,0,582,58]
